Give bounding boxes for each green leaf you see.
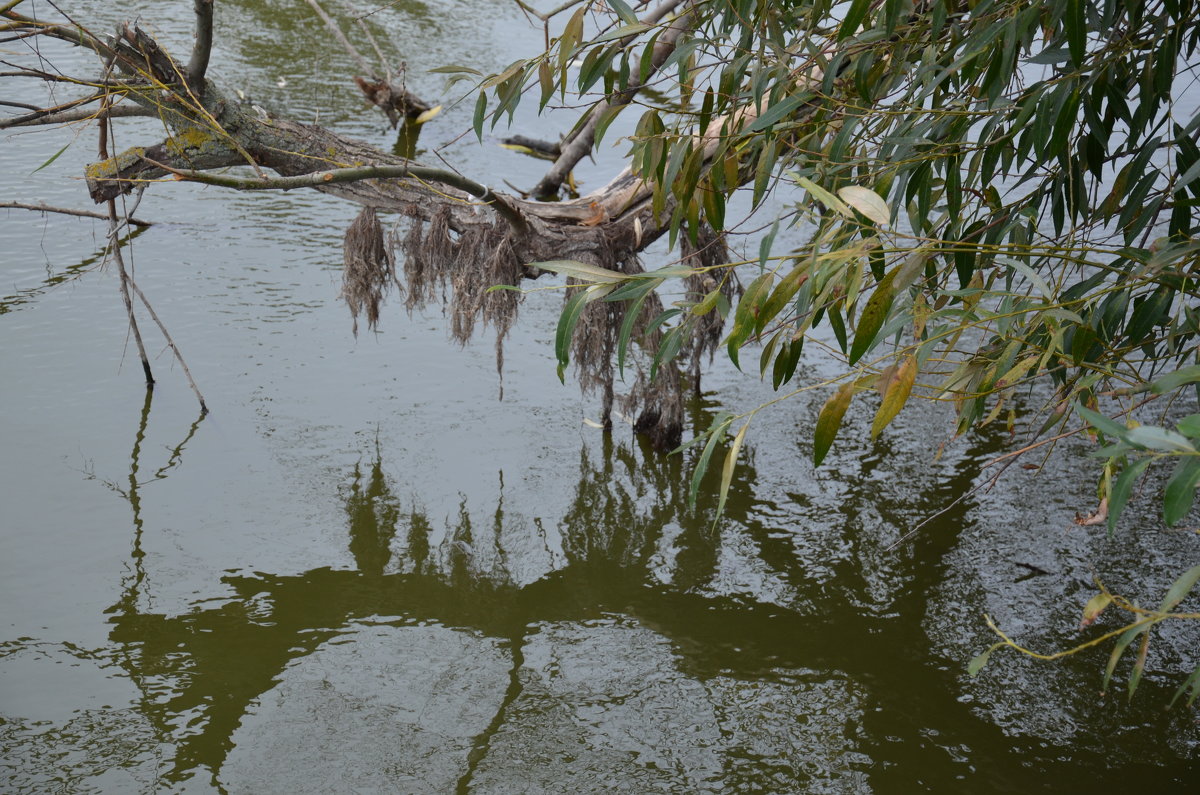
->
[1066,0,1085,68]
[1128,629,1151,700]
[555,284,612,382]
[650,322,687,381]
[1104,622,1151,694]
[1108,457,1151,536]
[532,259,624,282]
[1150,364,1200,394]
[472,91,488,142]
[848,269,896,365]
[968,643,1003,677]
[1169,662,1200,708]
[688,413,732,508]
[31,141,70,175]
[1125,426,1195,454]
[1157,564,1200,612]
[746,94,806,133]
[591,22,651,44]
[559,6,586,71]
[428,64,483,75]
[608,0,639,25]
[725,272,775,369]
[1075,404,1126,438]
[613,281,659,378]
[795,176,852,217]
[838,0,871,41]
[813,381,855,466]
[1177,414,1200,439]
[1163,458,1200,526]
[758,219,779,268]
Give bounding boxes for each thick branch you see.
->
[150,159,528,233]
[187,0,214,89]
[529,0,693,199]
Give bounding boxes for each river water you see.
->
[2,1,1198,792]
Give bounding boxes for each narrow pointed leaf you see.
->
[814,382,855,466]
[1108,457,1151,535]
[532,259,624,282]
[1163,458,1200,527]
[1169,662,1200,708]
[849,269,896,365]
[689,414,732,508]
[871,355,917,439]
[716,423,749,521]
[1157,564,1200,612]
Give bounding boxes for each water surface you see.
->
[2,1,1198,792]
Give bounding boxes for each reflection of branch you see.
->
[305,0,374,76]
[0,227,145,314]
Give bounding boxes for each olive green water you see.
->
[2,2,1198,792]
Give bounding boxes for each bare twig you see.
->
[187,0,214,89]
[100,93,153,387]
[0,102,153,128]
[107,199,155,386]
[129,279,207,414]
[0,200,152,226]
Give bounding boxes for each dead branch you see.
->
[529,0,693,199]
[186,0,214,89]
[143,159,529,234]
[0,200,152,226]
[0,102,154,128]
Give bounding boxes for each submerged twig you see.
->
[129,279,207,414]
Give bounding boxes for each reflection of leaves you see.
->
[345,446,400,576]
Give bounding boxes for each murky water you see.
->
[2,1,1199,792]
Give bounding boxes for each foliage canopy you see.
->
[468,0,1200,696]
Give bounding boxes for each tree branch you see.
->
[0,102,154,128]
[0,200,152,226]
[529,0,694,199]
[186,0,214,89]
[145,158,528,233]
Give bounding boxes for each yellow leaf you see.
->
[837,185,891,227]
[872,354,916,439]
[716,423,749,521]
[1080,591,1113,628]
[414,104,442,124]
